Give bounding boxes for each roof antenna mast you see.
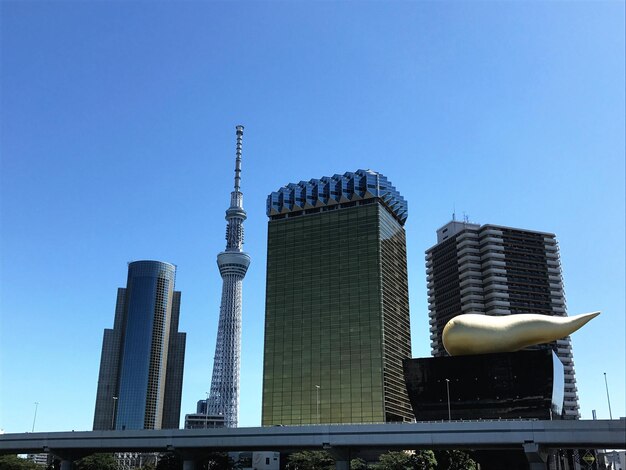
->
[234,125,244,191]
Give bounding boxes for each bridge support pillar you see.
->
[524,442,548,470]
[177,450,199,470]
[59,459,73,470]
[334,460,349,470]
[326,447,350,470]
[51,450,83,470]
[182,459,196,470]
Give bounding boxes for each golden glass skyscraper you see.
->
[262,170,413,425]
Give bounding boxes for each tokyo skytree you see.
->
[206,125,250,427]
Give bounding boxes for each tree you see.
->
[286,451,335,470]
[433,450,477,470]
[74,453,117,470]
[350,457,369,469]
[412,451,436,470]
[156,453,182,470]
[202,452,237,470]
[0,455,41,470]
[372,452,412,470]
[46,457,61,470]
[372,451,437,470]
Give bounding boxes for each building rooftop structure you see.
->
[184,414,225,430]
[267,169,408,225]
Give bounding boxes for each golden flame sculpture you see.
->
[442,311,600,356]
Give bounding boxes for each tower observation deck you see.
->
[207,125,250,427]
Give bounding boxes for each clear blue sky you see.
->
[1,1,624,433]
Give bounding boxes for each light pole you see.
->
[604,372,613,420]
[445,379,451,421]
[32,402,39,432]
[205,392,210,429]
[111,397,118,430]
[315,385,320,424]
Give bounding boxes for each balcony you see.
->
[457,238,479,250]
[482,269,507,278]
[486,308,511,315]
[484,291,510,301]
[460,284,483,295]
[462,294,484,304]
[480,228,504,237]
[459,269,481,279]
[461,302,485,312]
[481,252,506,261]
[482,259,506,267]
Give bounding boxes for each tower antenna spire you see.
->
[206,125,251,428]
[234,125,244,192]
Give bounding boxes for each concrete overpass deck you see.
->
[1,419,624,470]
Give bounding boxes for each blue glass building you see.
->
[93,261,186,430]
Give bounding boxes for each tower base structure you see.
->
[403,350,564,421]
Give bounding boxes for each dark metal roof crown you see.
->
[266,169,408,225]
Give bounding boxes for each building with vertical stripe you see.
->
[93,260,186,430]
[262,169,413,425]
[425,220,580,419]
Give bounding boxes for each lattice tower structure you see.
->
[207,125,250,427]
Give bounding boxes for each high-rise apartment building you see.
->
[262,169,413,425]
[93,260,186,430]
[425,220,580,418]
[205,125,250,428]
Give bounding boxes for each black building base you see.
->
[403,350,564,421]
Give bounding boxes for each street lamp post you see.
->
[445,379,451,421]
[32,402,39,432]
[604,372,613,420]
[111,397,118,430]
[315,385,320,424]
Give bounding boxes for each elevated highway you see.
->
[1,419,624,470]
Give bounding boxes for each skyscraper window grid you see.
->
[93,260,186,431]
[262,170,413,425]
[426,221,580,419]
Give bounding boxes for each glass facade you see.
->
[93,260,185,431]
[262,201,412,425]
[403,350,565,420]
[116,261,175,430]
